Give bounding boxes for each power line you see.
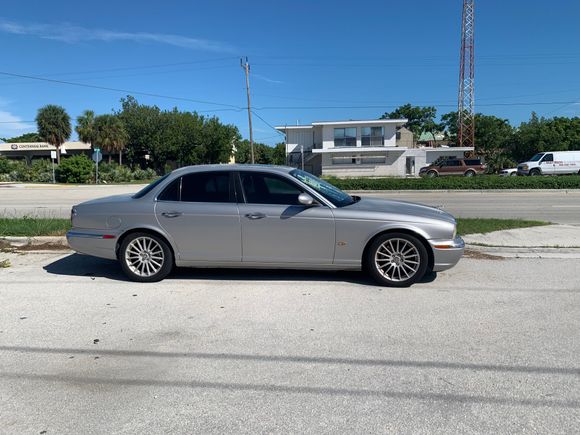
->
[0,70,243,109]
[250,110,285,135]
[253,101,578,111]
[0,57,238,82]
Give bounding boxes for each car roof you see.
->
[170,164,295,176]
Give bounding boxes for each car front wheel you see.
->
[427,170,438,178]
[365,233,429,287]
[119,232,173,282]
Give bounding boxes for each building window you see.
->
[332,156,358,165]
[360,155,386,165]
[334,128,356,147]
[361,126,384,146]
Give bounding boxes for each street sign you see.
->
[92,149,102,163]
[50,151,57,160]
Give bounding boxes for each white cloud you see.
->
[0,17,234,52]
[251,73,284,85]
[0,100,34,137]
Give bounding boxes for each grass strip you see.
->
[0,217,71,237]
[456,218,548,235]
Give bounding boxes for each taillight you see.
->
[70,207,77,225]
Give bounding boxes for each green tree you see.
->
[235,140,274,164]
[75,110,96,148]
[1,132,42,142]
[272,142,286,165]
[381,104,439,141]
[36,104,71,164]
[94,114,129,164]
[511,113,580,162]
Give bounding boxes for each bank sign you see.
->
[1,142,54,151]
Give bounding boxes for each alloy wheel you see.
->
[124,236,165,277]
[374,238,420,282]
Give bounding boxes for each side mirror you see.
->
[298,193,315,206]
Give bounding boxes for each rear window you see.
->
[464,159,481,165]
[132,174,168,199]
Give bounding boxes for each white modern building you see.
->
[276,119,474,177]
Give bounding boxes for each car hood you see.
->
[346,197,456,223]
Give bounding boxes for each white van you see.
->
[517,151,580,176]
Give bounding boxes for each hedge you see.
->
[325,175,580,190]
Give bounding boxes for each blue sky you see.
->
[0,0,579,144]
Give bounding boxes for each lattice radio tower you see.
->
[458,0,475,149]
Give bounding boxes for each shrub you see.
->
[325,175,580,190]
[56,155,93,183]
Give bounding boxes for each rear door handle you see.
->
[245,212,266,220]
[162,211,182,218]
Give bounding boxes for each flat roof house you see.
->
[276,119,474,177]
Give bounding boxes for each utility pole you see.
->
[241,57,255,164]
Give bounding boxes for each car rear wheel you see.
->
[510,172,517,176]
[427,170,438,178]
[365,233,428,287]
[119,232,173,282]
[464,170,476,177]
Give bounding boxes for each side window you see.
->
[240,172,303,205]
[181,172,232,203]
[158,178,181,201]
[542,154,554,163]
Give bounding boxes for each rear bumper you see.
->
[66,230,118,260]
[429,236,465,272]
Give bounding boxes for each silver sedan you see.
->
[67,165,464,286]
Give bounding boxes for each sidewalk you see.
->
[463,224,580,258]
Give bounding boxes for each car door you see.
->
[540,153,555,174]
[155,171,242,262]
[237,171,335,264]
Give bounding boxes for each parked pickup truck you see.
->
[419,158,487,177]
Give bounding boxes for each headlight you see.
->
[522,164,528,170]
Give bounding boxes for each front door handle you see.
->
[162,211,182,218]
[245,212,266,220]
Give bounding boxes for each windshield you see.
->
[290,169,355,207]
[132,173,169,198]
[528,153,544,162]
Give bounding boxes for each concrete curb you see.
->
[465,244,580,259]
[1,236,69,249]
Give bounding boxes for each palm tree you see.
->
[75,110,96,148]
[36,105,71,164]
[94,114,129,164]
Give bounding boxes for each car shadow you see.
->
[43,253,437,286]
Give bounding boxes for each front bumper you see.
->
[429,236,465,272]
[67,230,119,260]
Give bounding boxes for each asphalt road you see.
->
[0,251,578,433]
[1,184,580,223]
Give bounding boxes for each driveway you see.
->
[0,251,578,433]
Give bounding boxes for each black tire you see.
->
[529,168,541,176]
[119,232,173,282]
[427,170,438,178]
[510,172,517,177]
[464,170,476,177]
[364,233,429,287]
